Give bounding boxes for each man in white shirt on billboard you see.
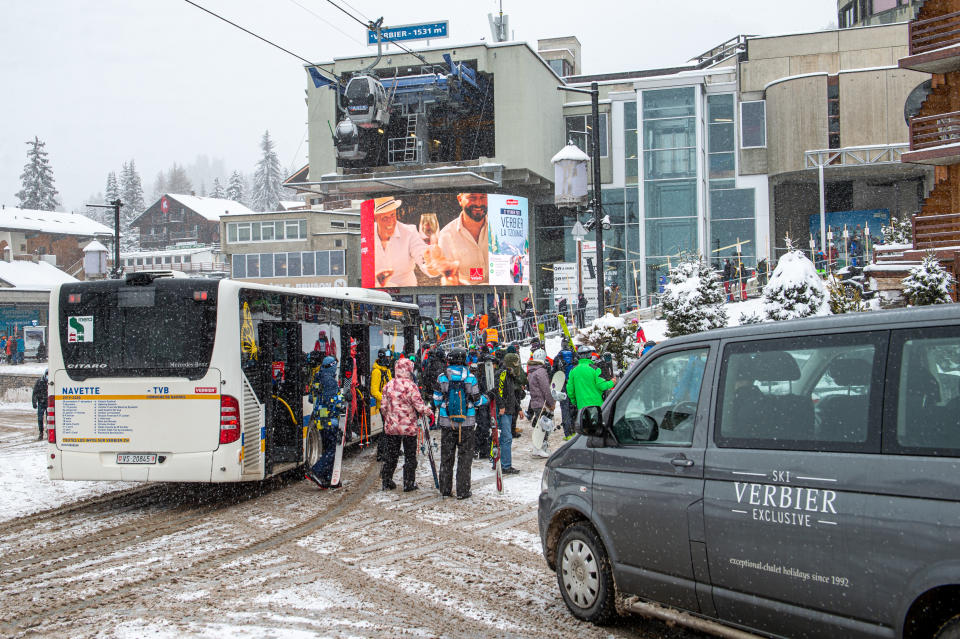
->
[373,198,450,287]
[436,192,489,285]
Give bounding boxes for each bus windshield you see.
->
[59,280,218,380]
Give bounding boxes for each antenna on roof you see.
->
[488,0,509,42]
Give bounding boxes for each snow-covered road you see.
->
[0,408,702,639]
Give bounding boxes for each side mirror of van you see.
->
[577,406,604,437]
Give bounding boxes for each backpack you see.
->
[446,378,469,423]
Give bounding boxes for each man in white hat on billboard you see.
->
[373,197,451,287]
[436,192,489,285]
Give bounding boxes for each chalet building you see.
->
[867,0,960,302]
[0,206,113,276]
[131,193,254,251]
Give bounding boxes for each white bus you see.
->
[46,273,422,482]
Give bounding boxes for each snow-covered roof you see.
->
[0,208,113,237]
[132,194,255,225]
[278,201,307,211]
[121,245,217,258]
[82,240,108,253]
[0,260,76,290]
[551,144,590,164]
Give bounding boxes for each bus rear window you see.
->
[59,282,217,380]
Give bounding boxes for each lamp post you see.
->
[558,81,605,318]
[86,199,123,278]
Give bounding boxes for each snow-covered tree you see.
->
[226,170,246,204]
[119,160,144,253]
[881,216,913,245]
[661,256,728,337]
[166,163,193,194]
[902,251,955,306]
[826,275,867,314]
[762,245,828,321]
[105,171,120,204]
[16,136,60,210]
[252,130,283,212]
[210,177,226,199]
[152,171,167,199]
[574,314,638,373]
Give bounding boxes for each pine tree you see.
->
[119,160,144,253]
[166,163,193,194]
[574,315,639,373]
[210,177,226,199]
[661,256,728,337]
[226,171,245,203]
[252,130,283,212]
[105,172,120,204]
[16,136,60,211]
[902,251,955,306]
[762,243,828,321]
[826,275,867,314]
[152,171,167,200]
[881,216,913,245]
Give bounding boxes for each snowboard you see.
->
[329,388,348,487]
[557,314,573,343]
[531,410,546,453]
[537,321,546,344]
[420,415,440,492]
[550,370,567,401]
[490,397,503,493]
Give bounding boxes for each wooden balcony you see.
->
[903,110,960,164]
[913,212,960,249]
[901,10,960,73]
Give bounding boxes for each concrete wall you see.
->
[765,74,829,175]
[839,68,928,147]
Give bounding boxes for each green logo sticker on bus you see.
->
[67,316,94,343]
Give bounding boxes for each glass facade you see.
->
[642,87,698,296]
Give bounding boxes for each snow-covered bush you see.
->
[880,216,913,245]
[762,249,827,321]
[574,314,638,372]
[902,251,955,306]
[738,311,764,325]
[826,275,867,314]
[661,256,728,337]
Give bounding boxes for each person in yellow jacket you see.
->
[370,348,394,461]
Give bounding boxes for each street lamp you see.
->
[558,81,605,318]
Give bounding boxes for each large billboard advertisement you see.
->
[360,192,528,288]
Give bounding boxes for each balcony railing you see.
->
[910,110,960,151]
[909,9,960,56]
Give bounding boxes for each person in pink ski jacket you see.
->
[381,357,432,491]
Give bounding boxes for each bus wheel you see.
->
[306,427,323,469]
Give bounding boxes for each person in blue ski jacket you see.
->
[306,355,344,489]
[433,347,488,500]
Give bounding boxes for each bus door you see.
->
[257,321,303,469]
[341,325,369,434]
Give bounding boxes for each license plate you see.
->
[117,454,157,464]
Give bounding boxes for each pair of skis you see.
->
[419,415,440,491]
[486,360,503,493]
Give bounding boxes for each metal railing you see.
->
[909,9,960,56]
[910,111,960,151]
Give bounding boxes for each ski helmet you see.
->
[448,347,468,365]
[576,343,593,357]
[322,355,337,368]
[377,348,391,366]
[531,349,546,363]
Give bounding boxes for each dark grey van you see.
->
[538,305,960,638]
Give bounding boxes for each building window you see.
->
[625,101,638,184]
[233,256,246,278]
[740,100,766,149]
[565,113,608,158]
[247,254,260,277]
[260,253,274,277]
[331,221,346,229]
[302,251,315,276]
[330,250,345,274]
[334,239,343,247]
[828,75,840,149]
[226,219,307,243]
[347,222,361,229]
[548,58,573,77]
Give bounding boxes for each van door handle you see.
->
[671,456,694,467]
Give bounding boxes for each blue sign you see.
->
[808,209,890,246]
[367,21,448,45]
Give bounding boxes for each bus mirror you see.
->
[577,406,603,437]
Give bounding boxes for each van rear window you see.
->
[715,332,885,453]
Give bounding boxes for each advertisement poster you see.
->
[360,192,528,289]
[553,262,578,308]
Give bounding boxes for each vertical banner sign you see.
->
[580,241,599,319]
[360,199,375,288]
[553,263,578,308]
[487,194,529,285]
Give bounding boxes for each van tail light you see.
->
[47,396,55,444]
[220,395,240,444]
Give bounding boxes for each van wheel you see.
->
[556,522,616,624]
[935,616,960,639]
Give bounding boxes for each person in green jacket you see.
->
[566,345,616,410]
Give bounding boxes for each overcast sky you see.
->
[0,0,837,212]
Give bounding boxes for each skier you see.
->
[32,369,48,440]
[306,355,343,489]
[576,292,588,328]
[527,349,555,457]
[495,352,525,475]
[380,357,433,492]
[370,348,392,458]
[422,346,447,404]
[473,344,495,460]
[551,339,577,440]
[433,347,487,499]
[567,344,617,412]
